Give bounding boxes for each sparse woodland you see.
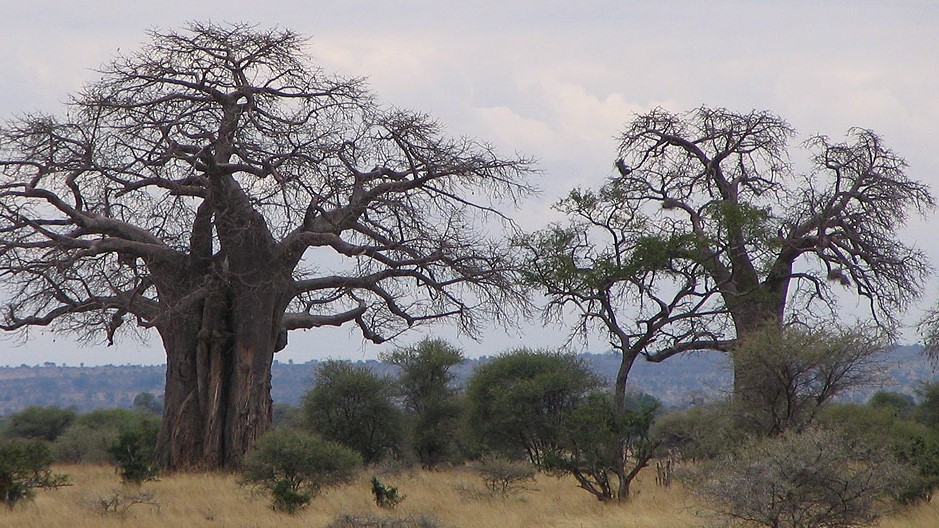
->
[3,21,939,528]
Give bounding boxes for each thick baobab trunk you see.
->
[726,287,784,398]
[156,285,280,470]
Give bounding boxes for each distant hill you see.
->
[0,346,935,416]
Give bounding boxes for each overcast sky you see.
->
[1,1,938,366]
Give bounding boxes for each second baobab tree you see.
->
[0,23,534,469]
[521,106,932,403]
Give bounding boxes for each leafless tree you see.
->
[691,428,908,528]
[918,306,939,362]
[0,23,534,469]
[521,106,932,402]
[732,325,888,436]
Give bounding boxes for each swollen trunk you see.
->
[156,287,278,470]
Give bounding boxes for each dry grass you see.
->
[3,463,938,527]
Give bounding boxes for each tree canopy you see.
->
[0,22,534,469]
[520,106,933,399]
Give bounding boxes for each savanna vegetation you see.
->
[2,20,939,528]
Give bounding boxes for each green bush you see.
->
[301,360,402,464]
[242,428,362,514]
[270,478,312,514]
[914,382,939,429]
[107,420,159,485]
[818,403,939,503]
[653,403,741,461]
[382,338,466,467]
[0,439,69,508]
[542,391,658,501]
[272,403,302,428]
[868,391,915,418]
[371,476,405,509]
[731,325,886,436]
[131,392,163,414]
[55,409,159,463]
[465,348,598,463]
[5,406,76,442]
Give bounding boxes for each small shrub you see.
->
[132,392,163,414]
[270,478,311,514]
[0,439,70,508]
[327,512,448,528]
[691,428,910,528]
[653,403,740,461]
[56,425,119,464]
[473,455,536,496]
[242,428,361,514]
[92,488,159,517]
[371,476,405,509]
[452,481,489,502]
[108,421,159,485]
[56,409,159,463]
[818,403,939,503]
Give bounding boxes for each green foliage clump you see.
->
[466,349,656,501]
[914,382,939,428]
[543,391,657,501]
[107,420,159,485]
[131,392,163,414]
[732,325,886,436]
[653,403,741,461]
[0,439,69,508]
[242,428,361,514]
[301,360,402,464]
[272,403,302,428]
[55,408,159,463]
[465,348,598,463]
[382,338,465,467]
[371,476,405,509]
[270,478,312,515]
[868,390,915,418]
[4,406,76,442]
[818,403,939,503]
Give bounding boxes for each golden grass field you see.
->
[4,463,939,528]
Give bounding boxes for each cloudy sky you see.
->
[1,1,938,366]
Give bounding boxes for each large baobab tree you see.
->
[0,23,533,469]
[521,106,932,400]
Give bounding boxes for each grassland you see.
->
[5,464,939,528]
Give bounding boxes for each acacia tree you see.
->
[381,338,465,466]
[0,23,533,469]
[522,106,932,399]
[301,360,401,464]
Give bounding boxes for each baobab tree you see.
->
[521,106,932,401]
[0,23,533,469]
